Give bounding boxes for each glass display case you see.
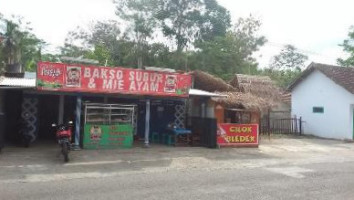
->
[84,103,136,125]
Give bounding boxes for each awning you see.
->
[189,89,227,97]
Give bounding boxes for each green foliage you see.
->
[198,0,231,42]
[338,26,354,67]
[114,0,159,68]
[0,15,45,72]
[156,0,230,52]
[264,44,308,88]
[41,53,60,63]
[270,44,308,71]
[261,68,302,89]
[190,16,266,80]
[58,8,265,82]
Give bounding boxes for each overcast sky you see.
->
[0,0,352,68]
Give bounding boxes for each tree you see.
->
[266,45,308,88]
[338,26,354,67]
[62,20,122,66]
[270,44,308,71]
[197,0,231,42]
[190,16,266,80]
[61,20,173,68]
[114,0,159,68]
[0,15,44,72]
[156,0,230,53]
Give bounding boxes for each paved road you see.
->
[1,136,354,200]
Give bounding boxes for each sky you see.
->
[0,0,353,68]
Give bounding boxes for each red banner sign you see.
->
[217,124,259,147]
[37,62,192,97]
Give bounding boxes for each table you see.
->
[166,128,192,146]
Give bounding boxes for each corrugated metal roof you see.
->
[0,76,36,88]
[145,66,176,73]
[189,89,227,97]
[0,72,36,88]
[24,72,36,79]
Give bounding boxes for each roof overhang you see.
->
[287,63,316,92]
[0,76,36,88]
[189,89,227,98]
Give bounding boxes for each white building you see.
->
[288,63,354,140]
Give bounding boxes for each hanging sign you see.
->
[37,62,192,97]
[217,124,259,147]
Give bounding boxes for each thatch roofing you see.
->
[281,92,291,105]
[230,74,282,102]
[192,70,274,111]
[193,70,238,92]
[212,92,273,111]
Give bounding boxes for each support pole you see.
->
[201,101,206,118]
[74,96,82,149]
[299,117,302,136]
[144,99,151,147]
[103,96,108,103]
[0,91,4,152]
[58,95,64,124]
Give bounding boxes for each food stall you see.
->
[36,61,192,148]
[83,103,136,149]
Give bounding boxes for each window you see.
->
[313,107,324,113]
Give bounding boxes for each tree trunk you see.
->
[138,56,143,69]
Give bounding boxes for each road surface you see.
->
[1,136,354,199]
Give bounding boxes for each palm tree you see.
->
[1,18,44,75]
[2,20,25,75]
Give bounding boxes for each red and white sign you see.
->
[37,62,192,97]
[217,124,259,147]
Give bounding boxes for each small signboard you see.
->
[217,124,259,147]
[83,124,133,149]
[37,62,192,97]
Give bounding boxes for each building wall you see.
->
[206,100,215,118]
[189,97,215,118]
[292,70,354,140]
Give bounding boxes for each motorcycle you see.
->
[52,121,73,162]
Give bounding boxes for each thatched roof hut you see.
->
[193,70,238,92]
[212,92,272,111]
[230,74,282,102]
[192,71,273,111]
[281,92,291,105]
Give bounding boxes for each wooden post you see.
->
[294,117,298,135]
[299,117,302,136]
[267,109,271,136]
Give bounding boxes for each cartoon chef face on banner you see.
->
[66,66,81,87]
[164,75,177,93]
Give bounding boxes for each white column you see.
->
[144,99,151,147]
[201,102,206,118]
[74,96,82,148]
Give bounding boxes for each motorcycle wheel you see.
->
[62,142,69,162]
